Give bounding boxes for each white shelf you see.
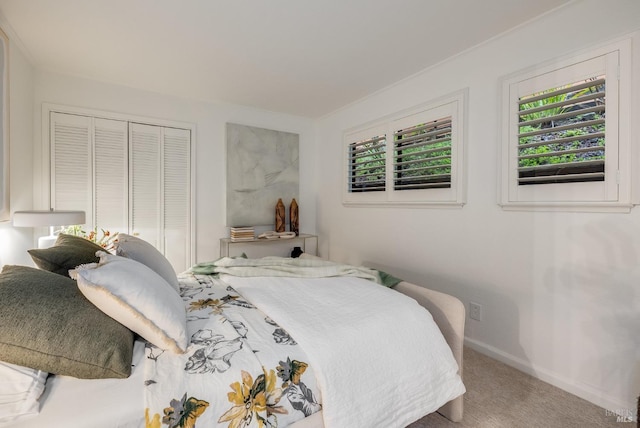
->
[219,234,318,258]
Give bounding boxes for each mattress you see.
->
[9,340,146,428]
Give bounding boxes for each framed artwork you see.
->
[226,123,299,227]
[0,27,8,222]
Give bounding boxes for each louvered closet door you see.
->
[94,118,128,234]
[51,112,92,223]
[129,123,161,249]
[163,127,191,273]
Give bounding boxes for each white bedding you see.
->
[221,274,466,428]
[9,340,146,428]
[5,266,464,428]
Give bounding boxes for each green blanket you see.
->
[190,256,402,287]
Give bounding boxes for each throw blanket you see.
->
[191,256,401,287]
[221,274,466,428]
[144,273,322,428]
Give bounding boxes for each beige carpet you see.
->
[408,347,627,428]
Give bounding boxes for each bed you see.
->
[0,234,465,428]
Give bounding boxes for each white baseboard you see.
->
[464,337,636,419]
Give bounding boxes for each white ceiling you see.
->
[0,0,572,118]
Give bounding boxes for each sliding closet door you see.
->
[163,127,191,273]
[94,118,128,233]
[50,109,193,271]
[51,113,128,233]
[50,112,92,221]
[129,123,161,249]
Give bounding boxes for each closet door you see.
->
[163,127,191,273]
[50,110,193,271]
[94,118,128,234]
[129,123,161,249]
[50,112,92,222]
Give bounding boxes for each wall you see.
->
[0,34,34,267]
[315,0,639,414]
[27,71,316,264]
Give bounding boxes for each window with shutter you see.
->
[517,76,605,186]
[500,35,635,212]
[394,117,452,191]
[348,133,386,193]
[343,90,466,206]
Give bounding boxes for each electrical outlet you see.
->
[469,302,482,321]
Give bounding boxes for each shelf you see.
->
[219,234,318,258]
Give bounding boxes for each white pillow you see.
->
[114,233,179,293]
[0,362,47,425]
[70,251,188,354]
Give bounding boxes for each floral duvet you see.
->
[144,273,322,428]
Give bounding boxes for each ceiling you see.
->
[0,0,572,118]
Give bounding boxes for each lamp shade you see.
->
[13,210,86,227]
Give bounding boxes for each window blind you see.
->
[348,134,386,192]
[517,76,606,185]
[393,117,452,190]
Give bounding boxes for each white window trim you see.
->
[498,32,638,213]
[342,89,467,208]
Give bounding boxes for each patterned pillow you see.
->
[0,265,134,379]
[27,234,104,277]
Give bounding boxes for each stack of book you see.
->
[230,226,255,242]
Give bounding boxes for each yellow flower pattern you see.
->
[218,369,286,428]
[145,274,321,427]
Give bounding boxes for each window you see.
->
[46,106,195,272]
[343,90,466,206]
[499,35,635,212]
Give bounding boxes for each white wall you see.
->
[0,35,34,266]
[315,0,640,414]
[27,71,316,264]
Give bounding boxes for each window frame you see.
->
[342,89,467,207]
[498,34,637,213]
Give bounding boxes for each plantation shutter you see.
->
[517,77,606,185]
[348,134,386,193]
[162,127,191,273]
[129,123,161,249]
[393,117,452,190]
[94,118,128,233]
[50,112,92,221]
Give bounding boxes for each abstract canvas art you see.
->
[226,123,299,227]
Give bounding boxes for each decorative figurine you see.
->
[275,198,285,232]
[289,198,299,235]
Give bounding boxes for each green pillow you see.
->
[0,265,134,379]
[28,233,104,277]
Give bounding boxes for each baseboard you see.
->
[464,337,636,419]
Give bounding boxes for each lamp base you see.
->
[38,235,57,249]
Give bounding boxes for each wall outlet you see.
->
[469,302,482,321]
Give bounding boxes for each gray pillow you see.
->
[0,265,134,379]
[114,233,179,292]
[27,233,104,277]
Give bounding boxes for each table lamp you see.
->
[13,209,86,248]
